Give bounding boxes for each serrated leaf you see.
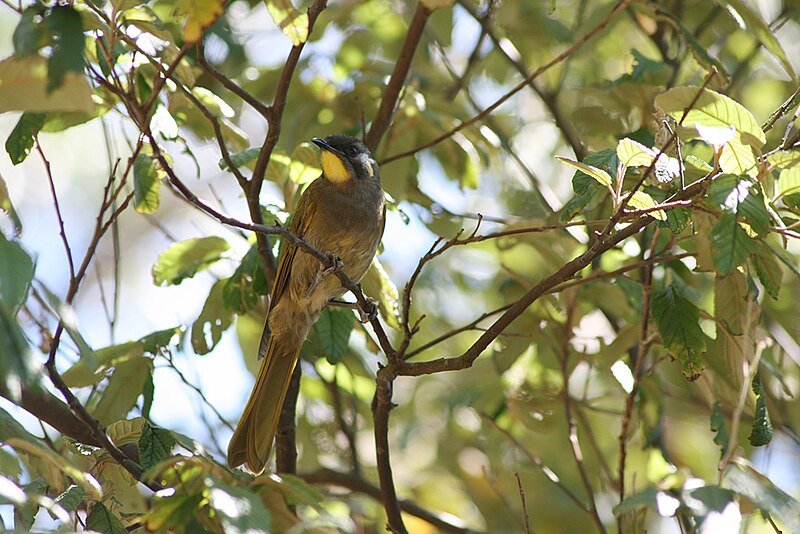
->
[191,279,234,354]
[625,190,666,220]
[86,501,127,534]
[713,0,795,79]
[152,236,230,286]
[92,356,152,425]
[748,372,772,446]
[714,272,759,388]
[309,307,354,364]
[173,0,224,43]
[139,422,176,470]
[719,138,757,177]
[644,185,689,233]
[0,56,93,113]
[52,484,85,517]
[752,245,782,300]
[710,402,729,458]
[712,213,757,276]
[724,460,800,533]
[5,112,45,165]
[708,175,770,235]
[556,156,613,187]
[650,286,706,379]
[44,6,85,93]
[223,244,269,313]
[655,87,765,147]
[133,154,160,214]
[266,0,309,45]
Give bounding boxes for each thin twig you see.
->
[514,472,533,534]
[36,140,75,282]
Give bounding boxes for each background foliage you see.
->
[1,0,799,532]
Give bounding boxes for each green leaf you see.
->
[152,236,230,286]
[173,0,224,43]
[13,6,48,57]
[133,154,160,214]
[142,366,155,419]
[713,0,795,79]
[17,477,47,530]
[654,87,765,147]
[650,286,706,379]
[219,147,260,171]
[748,372,772,446]
[614,488,679,516]
[708,175,770,236]
[86,502,127,534]
[52,484,85,517]
[309,307,354,364]
[724,460,800,533]
[92,356,152,425]
[644,185,689,233]
[0,300,40,401]
[712,213,757,276]
[191,279,234,354]
[139,326,184,355]
[138,422,176,470]
[556,156,612,187]
[208,479,271,533]
[752,245,782,300]
[710,402,729,458]
[0,237,35,312]
[0,56,94,113]
[5,112,46,165]
[62,341,144,388]
[266,0,309,45]
[223,243,269,313]
[44,6,85,93]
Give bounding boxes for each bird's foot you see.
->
[306,255,343,297]
[358,298,378,323]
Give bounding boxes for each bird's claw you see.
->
[358,298,378,323]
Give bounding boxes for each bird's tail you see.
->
[227,334,300,473]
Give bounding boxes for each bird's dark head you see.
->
[312,134,378,183]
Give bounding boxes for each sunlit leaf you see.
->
[625,190,666,220]
[173,0,224,43]
[0,56,93,113]
[655,87,765,147]
[616,137,655,167]
[62,341,144,388]
[651,286,706,379]
[556,156,613,187]
[265,0,309,45]
[134,154,160,214]
[719,138,756,178]
[152,236,230,286]
[360,258,401,330]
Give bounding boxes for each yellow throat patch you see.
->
[321,151,352,183]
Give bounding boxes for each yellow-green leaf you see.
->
[265,0,309,46]
[0,56,93,113]
[655,87,766,147]
[173,0,224,43]
[626,191,667,220]
[556,156,612,187]
[719,138,757,177]
[616,138,654,167]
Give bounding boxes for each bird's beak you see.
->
[311,137,344,156]
[312,138,351,183]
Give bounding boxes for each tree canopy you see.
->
[1,0,799,532]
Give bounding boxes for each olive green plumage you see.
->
[228,134,386,473]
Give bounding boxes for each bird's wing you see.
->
[269,182,318,309]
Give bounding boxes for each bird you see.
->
[228,134,386,473]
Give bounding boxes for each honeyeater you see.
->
[228,134,386,473]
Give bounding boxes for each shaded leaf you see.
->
[625,190,666,220]
[308,307,354,364]
[752,244,782,300]
[93,356,152,425]
[748,372,772,446]
[62,341,144,388]
[139,422,176,470]
[208,479,271,533]
[13,6,48,56]
[192,279,234,354]
[724,460,800,533]
[86,501,127,534]
[708,175,770,236]
[152,236,230,286]
[710,402,729,458]
[651,286,706,379]
[0,176,22,236]
[0,237,35,312]
[52,484,85,517]
[5,112,45,165]
[712,213,757,276]
[360,258,401,330]
[44,6,85,92]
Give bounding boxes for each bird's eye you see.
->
[347,146,358,157]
